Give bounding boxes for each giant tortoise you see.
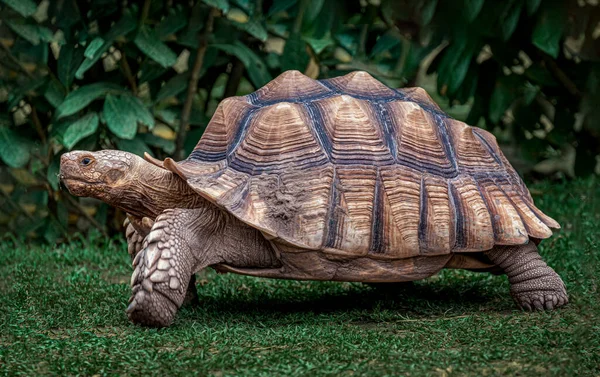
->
[59,70,567,327]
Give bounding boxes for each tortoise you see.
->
[59,70,568,327]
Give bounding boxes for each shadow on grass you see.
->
[178,273,511,326]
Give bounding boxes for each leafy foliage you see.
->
[0,0,598,241]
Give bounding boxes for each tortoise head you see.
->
[60,150,142,206]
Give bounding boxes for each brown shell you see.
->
[154,70,560,260]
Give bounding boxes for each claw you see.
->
[126,300,137,313]
[142,279,153,293]
[132,250,142,267]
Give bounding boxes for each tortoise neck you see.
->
[119,162,207,219]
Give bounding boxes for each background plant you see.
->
[0,0,598,242]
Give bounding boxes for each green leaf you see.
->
[58,44,84,88]
[304,35,335,55]
[47,156,60,191]
[203,0,230,13]
[75,42,111,79]
[120,94,155,129]
[0,127,31,168]
[5,20,41,45]
[84,37,106,59]
[436,37,477,96]
[0,0,37,17]
[212,42,272,88]
[463,0,484,22]
[489,75,521,124]
[141,133,175,154]
[134,27,178,68]
[370,33,401,58]
[419,0,438,25]
[103,94,138,140]
[43,79,66,108]
[104,11,137,41]
[62,112,100,149]
[526,0,541,15]
[157,8,188,39]
[532,3,566,58]
[281,33,310,72]
[304,0,324,23]
[267,0,297,17]
[232,18,268,42]
[56,83,123,119]
[115,136,152,157]
[155,72,191,102]
[500,1,523,41]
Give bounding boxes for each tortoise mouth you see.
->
[59,176,103,196]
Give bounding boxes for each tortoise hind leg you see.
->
[485,242,568,311]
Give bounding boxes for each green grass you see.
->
[1,178,599,376]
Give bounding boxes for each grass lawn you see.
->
[1,178,599,376]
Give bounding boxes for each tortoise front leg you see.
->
[485,242,568,311]
[124,214,199,307]
[126,207,278,327]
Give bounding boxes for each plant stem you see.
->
[119,47,138,95]
[175,7,218,161]
[293,0,308,34]
[223,58,245,98]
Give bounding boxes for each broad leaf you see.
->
[75,42,111,79]
[104,11,137,41]
[370,32,400,58]
[304,35,335,55]
[43,79,66,108]
[56,83,123,118]
[84,37,106,59]
[103,94,138,140]
[232,18,268,42]
[5,19,41,45]
[120,94,155,129]
[116,137,152,157]
[526,0,541,15]
[203,0,230,13]
[281,33,310,72]
[0,127,31,168]
[532,3,565,58]
[155,72,191,102]
[134,27,178,68]
[141,133,176,154]
[58,44,84,88]
[489,75,521,123]
[0,0,37,17]
[62,112,100,149]
[157,8,188,39]
[500,1,523,41]
[212,42,272,87]
[419,0,438,25]
[267,0,297,17]
[463,0,484,22]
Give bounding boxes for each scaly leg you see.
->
[124,215,199,306]
[127,207,277,327]
[485,242,568,311]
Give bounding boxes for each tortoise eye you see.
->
[81,157,92,166]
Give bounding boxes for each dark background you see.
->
[0,0,598,242]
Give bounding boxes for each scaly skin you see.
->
[124,215,199,307]
[485,242,568,310]
[127,206,278,327]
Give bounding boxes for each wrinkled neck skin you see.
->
[114,163,206,220]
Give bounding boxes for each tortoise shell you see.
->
[159,70,559,260]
